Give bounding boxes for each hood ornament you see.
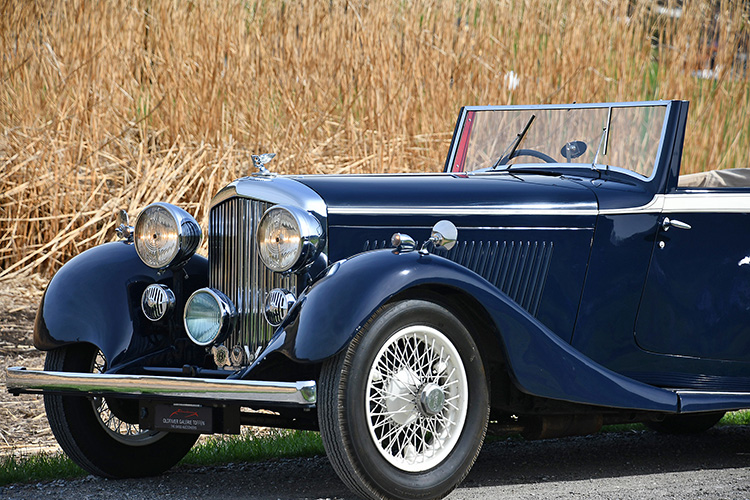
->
[252,153,277,176]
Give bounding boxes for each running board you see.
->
[676,390,750,413]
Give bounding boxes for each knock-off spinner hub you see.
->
[419,383,445,416]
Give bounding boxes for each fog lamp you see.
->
[183,288,236,346]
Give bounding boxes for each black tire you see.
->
[319,300,490,500]
[44,344,198,478]
[646,411,725,435]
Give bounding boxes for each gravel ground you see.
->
[2,426,749,499]
[0,276,54,455]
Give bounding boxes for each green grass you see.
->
[180,429,324,467]
[2,411,749,486]
[0,429,323,487]
[0,452,84,486]
[717,409,750,426]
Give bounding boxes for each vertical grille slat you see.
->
[209,198,296,367]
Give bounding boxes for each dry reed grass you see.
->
[1,0,748,278]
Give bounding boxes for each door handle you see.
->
[661,217,691,231]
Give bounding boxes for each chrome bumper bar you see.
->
[6,367,316,406]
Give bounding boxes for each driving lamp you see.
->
[134,203,201,269]
[257,205,322,272]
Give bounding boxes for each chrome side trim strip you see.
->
[6,367,316,405]
[598,194,665,216]
[600,192,750,216]
[663,193,750,213]
[329,206,598,216]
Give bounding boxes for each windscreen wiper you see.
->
[592,106,612,170]
[491,114,535,170]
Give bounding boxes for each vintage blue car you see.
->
[8,100,750,500]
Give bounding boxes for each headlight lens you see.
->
[134,203,201,269]
[183,288,236,346]
[257,205,322,272]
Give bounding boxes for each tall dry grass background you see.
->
[1,0,748,278]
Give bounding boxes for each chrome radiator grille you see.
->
[209,197,296,366]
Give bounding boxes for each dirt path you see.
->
[0,276,56,456]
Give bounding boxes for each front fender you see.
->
[255,249,677,412]
[34,242,208,369]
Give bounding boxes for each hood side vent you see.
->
[363,239,553,316]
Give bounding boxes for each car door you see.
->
[635,189,750,363]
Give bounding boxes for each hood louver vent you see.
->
[362,239,553,316]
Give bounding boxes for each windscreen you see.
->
[452,104,667,179]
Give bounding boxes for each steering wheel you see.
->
[496,148,556,167]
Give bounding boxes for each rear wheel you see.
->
[44,344,198,478]
[319,300,489,500]
[646,411,725,435]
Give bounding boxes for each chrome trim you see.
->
[663,192,750,213]
[6,367,316,405]
[329,206,599,216]
[599,193,750,216]
[598,195,665,216]
[211,176,327,221]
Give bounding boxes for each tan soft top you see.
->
[678,169,750,188]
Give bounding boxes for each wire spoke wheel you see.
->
[366,325,468,472]
[89,350,165,446]
[44,344,198,478]
[319,299,489,500]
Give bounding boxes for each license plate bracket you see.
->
[153,404,213,433]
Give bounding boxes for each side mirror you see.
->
[426,220,458,252]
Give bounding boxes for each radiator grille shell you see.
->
[209,197,296,367]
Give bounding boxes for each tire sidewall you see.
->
[44,344,198,478]
[340,300,489,498]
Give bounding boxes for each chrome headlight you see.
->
[134,203,202,269]
[183,288,237,346]
[257,205,322,272]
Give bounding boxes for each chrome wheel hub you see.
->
[419,383,445,416]
[365,325,468,472]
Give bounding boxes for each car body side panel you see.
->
[247,249,678,412]
[297,172,599,341]
[33,242,208,368]
[636,210,750,363]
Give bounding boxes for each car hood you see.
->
[293,172,598,225]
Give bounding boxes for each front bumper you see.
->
[6,367,316,406]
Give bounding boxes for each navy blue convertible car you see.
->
[8,100,750,499]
